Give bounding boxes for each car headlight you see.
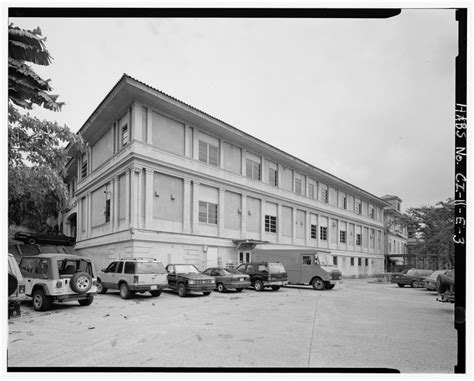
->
[210,279,215,284]
[188,280,195,285]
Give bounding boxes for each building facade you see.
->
[61,75,390,276]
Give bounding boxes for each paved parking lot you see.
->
[7,279,457,372]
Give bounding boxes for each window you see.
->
[265,215,277,233]
[116,261,124,273]
[308,183,314,199]
[269,167,278,186]
[358,258,362,266]
[356,234,362,246]
[199,201,218,224]
[369,206,375,218]
[333,256,338,266]
[310,224,317,239]
[124,262,135,274]
[343,197,347,209]
[320,226,328,240]
[199,140,219,166]
[350,257,354,266]
[246,159,261,180]
[81,159,88,178]
[355,202,362,214]
[295,178,302,195]
[121,124,128,146]
[339,230,346,243]
[106,262,117,272]
[322,189,329,203]
[365,258,369,267]
[302,255,312,265]
[105,199,111,223]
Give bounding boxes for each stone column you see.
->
[137,168,144,228]
[277,203,282,243]
[145,169,154,229]
[86,193,92,238]
[183,179,192,233]
[241,193,247,239]
[125,169,130,227]
[260,200,265,240]
[112,176,119,231]
[292,208,296,245]
[192,181,199,234]
[218,188,225,236]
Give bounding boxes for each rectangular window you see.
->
[365,258,369,267]
[302,255,312,265]
[295,178,302,195]
[121,124,128,146]
[105,199,111,223]
[124,262,135,274]
[358,258,362,266]
[322,189,329,203]
[350,257,354,266]
[265,215,277,233]
[81,160,88,178]
[356,233,362,246]
[269,167,278,187]
[246,159,261,180]
[310,224,317,239]
[199,201,218,224]
[199,140,219,166]
[343,197,347,209]
[339,230,346,243]
[308,183,314,199]
[333,256,338,266]
[320,226,328,241]
[369,206,375,218]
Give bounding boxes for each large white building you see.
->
[61,74,391,276]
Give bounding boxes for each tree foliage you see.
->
[404,199,455,267]
[8,23,64,111]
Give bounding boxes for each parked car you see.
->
[424,270,451,291]
[97,257,168,299]
[19,253,97,311]
[391,268,433,288]
[236,262,288,291]
[14,230,75,246]
[166,264,215,297]
[436,269,455,303]
[202,267,251,292]
[8,253,26,318]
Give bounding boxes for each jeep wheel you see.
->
[254,279,264,292]
[96,280,107,294]
[178,283,187,297]
[271,286,280,291]
[217,283,226,293]
[119,283,132,299]
[70,272,93,294]
[32,289,52,311]
[236,288,243,292]
[28,238,36,245]
[397,283,405,287]
[78,296,94,306]
[203,291,211,296]
[150,290,162,297]
[311,277,325,290]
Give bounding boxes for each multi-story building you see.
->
[382,195,409,271]
[60,74,390,277]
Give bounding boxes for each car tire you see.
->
[178,283,187,297]
[150,290,162,297]
[119,283,131,299]
[254,279,264,292]
[311,277,325,290]
[78,296,94,306]
[8,273,18,297]
[271,286,280,291]
[236,288,243,292]
[32,289,52,311]
[96,280,107,294]
[326,284,335,290]
[217,283,226,293]
[397,283,405,287]
[411,280,417,288]
[28,238,36,245]
[437,274,449,294]
[70,272,93,294]
[203,291,211,296]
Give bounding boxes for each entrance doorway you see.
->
[238,251,251,264]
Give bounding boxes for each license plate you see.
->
[150,285,157,290]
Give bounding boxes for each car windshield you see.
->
[174,264,200,274]
[268,263,285,273]
[136,262,166,274]
[222,268,241,275]
[317,254,333,266]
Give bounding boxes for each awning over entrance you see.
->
[232,239,269,251]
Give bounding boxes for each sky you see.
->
[8,8,459,211]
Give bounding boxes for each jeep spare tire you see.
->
[8,273,18,297]
[436,274,449,294]
[70,272,93,293]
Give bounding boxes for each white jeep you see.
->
[19,253,97,311]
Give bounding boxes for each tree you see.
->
[8,24,85,230]
[404,199,455,268]
[8,23,64,111]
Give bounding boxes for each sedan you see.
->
[424,270,451,291]
[14,230,75,246]
[391,268,433,288]
[202,267,251,292]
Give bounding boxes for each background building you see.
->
[60,74,390,276]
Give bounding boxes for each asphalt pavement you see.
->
[7,279,457,372]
